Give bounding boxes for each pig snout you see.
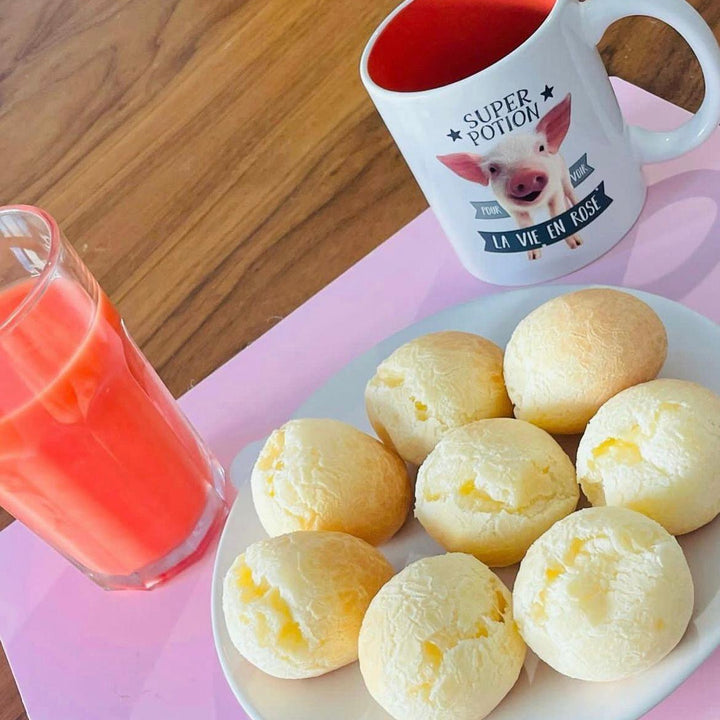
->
[506,170,548,202]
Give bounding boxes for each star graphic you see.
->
[541,84,555,101]
[447,128,462,142]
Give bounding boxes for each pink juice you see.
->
[0,276,218,578]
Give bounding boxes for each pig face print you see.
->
[438,94,581,261]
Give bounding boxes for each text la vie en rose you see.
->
[488,192,604,250]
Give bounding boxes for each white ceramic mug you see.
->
[361,0,720,286]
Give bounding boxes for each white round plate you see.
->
[212,284,720,720]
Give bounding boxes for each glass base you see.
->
[85,459,229,591]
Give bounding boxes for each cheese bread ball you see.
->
[504,289,667,434]
[415,419,578,567]
[359,553,525,720]
[223,531,394,679]
[365,331,513,465]
[577,379,720,535]
[251,419,411,545]
[513,507,694,682]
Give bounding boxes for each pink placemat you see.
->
[1,78,720,720]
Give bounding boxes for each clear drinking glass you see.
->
[0,206,228,590]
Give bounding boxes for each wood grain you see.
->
[0,0,718,715]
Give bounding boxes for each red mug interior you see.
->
[367,0,556,92]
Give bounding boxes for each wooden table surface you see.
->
[0,0,718,716]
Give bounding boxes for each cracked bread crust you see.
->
[359,553,525,720]
[513,507,693,681]
[577,379,720,535]
[415,418,578,567]
[365,331,513,466]
[251,419,411,545]
[223,531,393,678]
[504,289,668,435]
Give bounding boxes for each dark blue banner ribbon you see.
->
[569,153,595,188]
[479,182,613,254]
[471,200,510,219]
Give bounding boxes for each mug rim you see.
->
[360,0,569,99]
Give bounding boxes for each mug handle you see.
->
[581,0,720,163]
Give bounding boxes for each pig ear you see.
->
[537,94,572,153]
[437,153,489,186]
